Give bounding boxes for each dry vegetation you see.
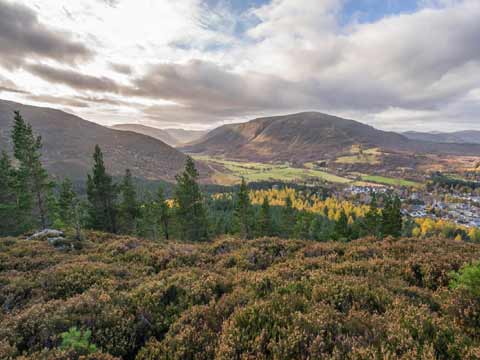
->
[1,233,480,359]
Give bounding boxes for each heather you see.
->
[1,233,480,359]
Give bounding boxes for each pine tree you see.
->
[235,178,253,239]
[137,192,159,240]
[381,194,402,238]
[364,192,380,237]
[258,196,273,237]
[118,169,139,234]
[86,145,118,233]
[156,185,171,240]
[57,178,82,240]
[335,209,349,240]
[11,111,52,229]
[391,195,403,238]
[174,157,209,242]
[281,196,296,238]
[0,151,18,235]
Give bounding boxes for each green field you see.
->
[195,156,351,184]
[335,147,382,165]
[359,174,422,188]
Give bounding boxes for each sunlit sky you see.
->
[0,0,479,131]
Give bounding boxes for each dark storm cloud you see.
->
[25,63,122,93]
[0,0,94,69]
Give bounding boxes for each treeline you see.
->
[0,112,405,242]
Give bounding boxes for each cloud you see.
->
[25,63,122,93]
[109,62,133,75]
[26,94,90,108]
[0,0,94,69]
[129,59,320,123]
[0,74,28,94]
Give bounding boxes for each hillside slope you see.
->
[183,112,480,163]
[163,128,208,145]
[1,233,479,358]
[0,99,189,181]
[111,124,179,147]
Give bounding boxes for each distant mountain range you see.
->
[403,130,480,144]
[0,99,193,181]
[182,112,480,163]
[111,124,207,147]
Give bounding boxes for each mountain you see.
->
[403,130,480,144]
[111,124,208,147]
[0,99,192,181]
[182,112,480,163]
[163,128,208,145]
[111,124,179,146]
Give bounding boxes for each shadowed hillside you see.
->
[0,99,194,181]
[111,124,179,147]
[183,112,480,163]
[111,124,208,147]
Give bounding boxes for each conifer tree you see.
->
[0,151,17,235]
[281,196,296,238]
[364,193,380,237]
[234,178,253,239]
[57,178,82,240]
[258,196,273,237]
[86,145,118,233]
[174,157,209,242]
[335,209,350,240]
[156,185,171,240]
[11,111,52,229]
[381,194,403,238]
[391,195,403,237]
[118,169,139,234]
[137,192,159,240]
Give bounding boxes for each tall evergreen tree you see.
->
[118,169,139,234]
[11,111,52,229]
[391,195,403,238]
[381,194,403,238]
[335,209,350,240]
[0,151,17,235]
[156,185,171,240]
[364,192,380,237]
[86,145,118,233]
[57,178,82,240]
[381,195,393,237]
[234,178,253,239]
[281,196,296,238]
[174,157,209,242]
[258,196,273,237]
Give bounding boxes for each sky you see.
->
[0,0,479,131]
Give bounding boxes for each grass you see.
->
[335,147,382,165]
[358,174,422,188]
[195,156,351,184]
[196,155,423,188]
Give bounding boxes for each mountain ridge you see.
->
[183,112,480,163]
[0,99,193,181]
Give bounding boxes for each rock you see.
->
[28,229,64,241]
[47,237,75,250]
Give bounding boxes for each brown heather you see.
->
[1,233,480,359]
